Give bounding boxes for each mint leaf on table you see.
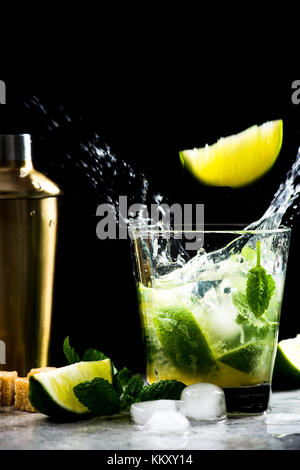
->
[139,380,186,402]
[73,378,120,416]
[73,375,187,417]
[246,241,276,318]
[64,333,189,416]
[114,367,133,398]
[82,348,108,362]
[120,374,144,410]
[63,336,80,365]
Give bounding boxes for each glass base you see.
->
[222,383,271,417]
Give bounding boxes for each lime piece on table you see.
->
[272,335,300,390]
[218,342,264,375]
[180,120,283,188]
[153,306,216,375]
[29,359,113,420]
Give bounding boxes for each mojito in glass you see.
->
[131,226,291,415]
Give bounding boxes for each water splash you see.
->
[152,148,300,284]
[23,97,300,243]
[248,148,300,231]
[23,97,179,259]
[23,96,155,215]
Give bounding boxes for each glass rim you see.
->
[129,224,292,236]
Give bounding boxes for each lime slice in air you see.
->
[180,120,283,188]
[272,335,300,390]
[29,359,113,419]
[218,342,264,374]
[153,306,216,374]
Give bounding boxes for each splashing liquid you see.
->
[249,148,300,231]
[23,98,299,263]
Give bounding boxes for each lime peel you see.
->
[273,335,300,389]
[29,359,113,419]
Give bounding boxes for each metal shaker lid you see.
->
[0,134,32,166]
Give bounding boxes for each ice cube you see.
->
[144,410,191,434]
[130,400,182,426]
[193,280,222,298]
[180,383,227,422]
[201,286,242,340]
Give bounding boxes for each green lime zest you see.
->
[246,241,276,318]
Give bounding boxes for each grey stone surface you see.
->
[0,390,299,450]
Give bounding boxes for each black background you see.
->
[0,76,299,374]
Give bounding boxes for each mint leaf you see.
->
[82,348,108,362]
[246,266,275,318]
[139,380,186,402]
[247,266,274,317]
[232,291,253,319]
[63,336,80,365]
[114,367,133,398]
[233,292,270,341]
[73,378,120,416]
[246,242,276,318]
[82,348,118,374]
[267,273,276,298]
[120,374,144,410]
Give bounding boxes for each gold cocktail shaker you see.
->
[0,135,60,376]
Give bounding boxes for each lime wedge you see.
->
[272,335,300,390]
[180,120,283,188]
[153,306,216,374]
[29,359,113,419]
[218,342,264,374]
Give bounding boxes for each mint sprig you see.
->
[81,348,108,362]
[63,336,80,365]
[119,374,144,411]
[139,380,186,402]
[73,374,186,417]
[63,337,187,418]
[113,367,133,397]
[74,378,120,416]
[246,241,276,318]
[63,337,117,373]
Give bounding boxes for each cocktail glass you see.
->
[130,225,291,416]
